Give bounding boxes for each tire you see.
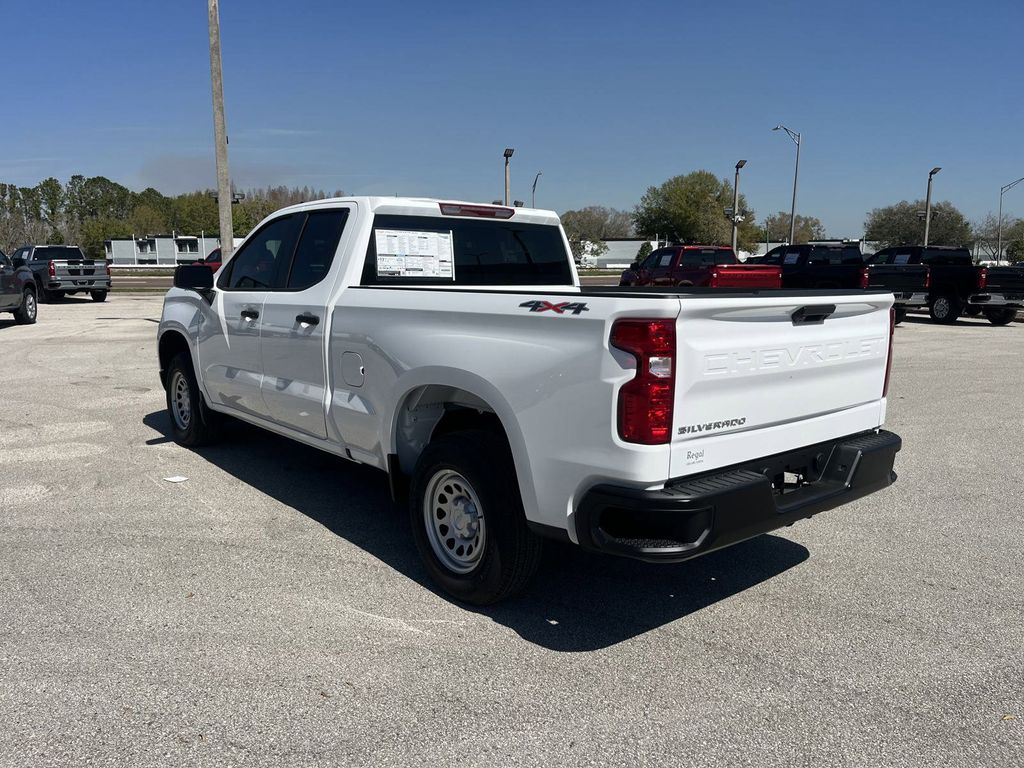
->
[984,307,1018,326]
[90,290,108,302]
[409,430,542,605]
[893,307,907,325]
[929,294,961,324]
[13,288,37,325]
[964,305,982,317]
[165,352,220,447]
[40,287,59,303]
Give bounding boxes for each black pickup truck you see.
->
[0,250,39,324]
[758,243,869,289]
[871,246,1024,325]
[10,244,111,302]
[756,243,931,324]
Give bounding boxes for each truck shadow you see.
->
[143,410,810,652]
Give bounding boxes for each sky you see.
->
[2,0,1022,237]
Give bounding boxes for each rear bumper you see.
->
[969,292,1023,307]
[575,429,901,563]
[892,291,928,307]
[48,279,111,290]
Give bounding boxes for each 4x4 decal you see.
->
[519,300,590,315]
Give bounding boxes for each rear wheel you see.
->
[964,305,982,317]
[41,288,61,303]
[409,430,542,605]
[893,307,907,325]
[984,307,1018,326]
[165,352,220,447]
[13,288,37,325]
[90,290,107,302]
[929,294,961,324]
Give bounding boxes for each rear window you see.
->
[682,249,736,266]
[34,246,85,262]
[361,214,572,286]
[808,246,863,265]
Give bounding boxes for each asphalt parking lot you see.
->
[1,295,1022,767]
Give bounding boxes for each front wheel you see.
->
[984,307,1018,326]
[13,289,37,324]
[90,290,107,302]
[409,430,542,605]
[893,307,907,325]
[165,352,221,447]
[929,294,961,324]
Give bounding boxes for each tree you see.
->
[632,170,759,251]
[864,200,972,247]
[972,212,1024,258]
[560,206,631,262]
[80,217,132,259]
[635,241,653,262]
[760,212,826,244]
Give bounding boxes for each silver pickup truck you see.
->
[11,245,111,302]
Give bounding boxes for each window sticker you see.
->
[783,253,800,265]
[375,229,454,279]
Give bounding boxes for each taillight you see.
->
[611,319,676,444]
[977,267,988,292]
[48,261,55,278]
[923,267,930,290]
[106,263,111,277]
[882,307,895,397]
[859,266,870,290]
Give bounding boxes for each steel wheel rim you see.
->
[170,371,192,430]
[424,470,486,574]
[25,292,36,319]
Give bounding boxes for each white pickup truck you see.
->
[158,197,902,604]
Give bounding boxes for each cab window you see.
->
[218,215,298,290]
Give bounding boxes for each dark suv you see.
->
[0,250,39,324]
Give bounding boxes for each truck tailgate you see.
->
[670,292,892,477]
[868,264,928,293]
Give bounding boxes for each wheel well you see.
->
[393,385,509,476]
[158,331,192,390]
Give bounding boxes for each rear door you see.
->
[669,292,892,477]
[199,214,302,419]
[650,249,678,286]
[260,206,352,439]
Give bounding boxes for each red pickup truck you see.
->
[619,245,781,288]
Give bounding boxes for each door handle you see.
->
[240,309,259,320]
[295,312,320,326]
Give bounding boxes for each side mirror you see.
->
[12,257,25,268]
[174,264,214,291]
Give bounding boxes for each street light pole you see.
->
[923,167,941,247]
[773,125,801,244]
[503,148,514,206]
[997,176,1024,264]
[207,0,234,259]
[731,160,746,253]
[532,171,542,208]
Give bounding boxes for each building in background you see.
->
[105,233,222,266]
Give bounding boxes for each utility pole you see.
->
[532,171,542,208]
[923,167,941,247]
[208,0,234,259]
[731,160,746,253]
